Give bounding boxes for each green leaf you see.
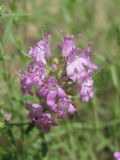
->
[2,18,13,45]
[25,123,34,134]
[9,0,17,12]
[111,65,119,89]
[0,121,5,129]
[6,128,15,145]
[0,12,31,19]
[0,56,4,61]
[95,54,106,62]
[41,140,48,158]
[40,132,48,158]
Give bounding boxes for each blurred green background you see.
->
[0,0,120,160]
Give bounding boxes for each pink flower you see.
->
[81,43,92,58]
[20,33,99,132]
[79,78,94,102]
[26,104,56,132]
[4,113,11,121]
[37,77,67,112]
[28,33,51,63]
[67,56,98,82]
[43,33,52,59]
[35,113,56,133]
[114,152,120,160]
[61,35,75,57]
[20,61,47,96]
[20,74,33,95]
[66,43,98,102]
[47,92,76,118]
[28,45,46,64]
[57,98,77,118]
[37,77,66,97]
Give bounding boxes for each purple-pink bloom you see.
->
[20,61,47,95]
[20,74,33,95]
[81,43,92,58]
[67,47,79,64]
[47,94,76,118]
[67,57,86,82]
[66,43,98,102]
[35,113,56,133]
[57,98,77,118]
[37,77,67,112]
[26,103,56,132]
[43,33,52,59]
[67,56,98,82]
[79,78,94,102]
[28,45,46,64]
[30,66,46,87]
[20,33,99,132]
[27,62,38,73]
[114,152,120,160]
[66,43,98,83]
[26,103,42,118]
[37,85,49,97]
[28,33,51,63]
[45,77,67,110]
[38,76,67,99]
[4,113,11,121]
[61,35,75,57]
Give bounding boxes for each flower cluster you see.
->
[114,152,120,160]
[20,33,98,132]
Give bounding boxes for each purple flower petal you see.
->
[81,43,92,58]
[44,33,52,59]
[114,152,120,160]
[62,35,75,57]
[57,87,67,98]
[68,104,77,114]
[20,74,33,95]
[57,98,76,118]
[28,45,46,64]
[47,91,57,112]
[80,78,94,102]
[37,85,48,97]
[35,113,57,132]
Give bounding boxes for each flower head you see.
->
[20,74,33,95]
[66,43,98,102]
[26,103,56,132]
[114,152,120,160]
[61,35,75,57]
[4,113,11,121]
[28,45,46,64]
[43,33,52,59]
[28,33,51,64]
[57,98,77,118]
[79,78,94,102]
[46,90,76,117]
[20,32,99,132]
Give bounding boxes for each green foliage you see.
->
[0,0,120,159]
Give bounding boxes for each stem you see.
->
[66,122,76,160]
[6,122,31,127]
